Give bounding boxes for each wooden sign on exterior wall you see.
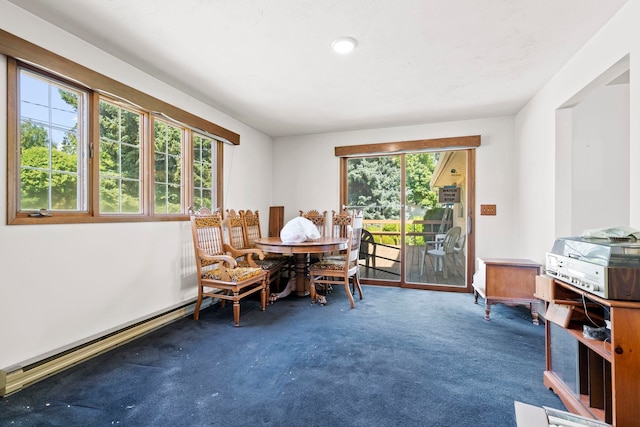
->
[438,187,461,203]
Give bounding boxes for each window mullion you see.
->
[88,92,100,216]
[141,113,152,217]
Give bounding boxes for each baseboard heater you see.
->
[0,297,214,397]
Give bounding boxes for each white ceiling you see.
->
[7,0,629,137]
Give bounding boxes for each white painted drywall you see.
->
[0,1,273,369]
[515,0,639,261]
[272,117,519,264]
[571,84,630,235]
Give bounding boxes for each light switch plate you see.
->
[480,204,497,215]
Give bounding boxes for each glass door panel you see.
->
[405,151,467,287]
[346,155,401,282]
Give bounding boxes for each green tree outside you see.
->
[99,101,141,213]
[347,153,445,246]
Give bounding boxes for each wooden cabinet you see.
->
[472,258,542,324]
[537,275,640,426]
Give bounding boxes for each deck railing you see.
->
[362,219,451,246]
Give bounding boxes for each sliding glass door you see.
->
[345,150,469,289]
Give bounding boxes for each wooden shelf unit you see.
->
[537,275,640,426]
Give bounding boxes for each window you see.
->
[6,54,230,224]
[99,100,143,214]
[192,133,216,210]
[18,68,88,212]
[153,119,183,214]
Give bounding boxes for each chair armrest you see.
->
[223,244,265,267]
[248,248,266,260]
[198,250,237,268]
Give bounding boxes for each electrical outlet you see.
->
[480,204,497,215]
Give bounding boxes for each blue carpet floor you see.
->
[1,286,563,426]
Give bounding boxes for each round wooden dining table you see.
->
[254,236,348,299]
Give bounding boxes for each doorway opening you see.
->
[555,55,630,236]
[336,137,477,291]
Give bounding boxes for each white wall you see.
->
[571,83,629,234]
[272,116,519,262]
[515,0,639,262]
[0,1,273,369]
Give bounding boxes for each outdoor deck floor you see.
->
[358,243,466,286]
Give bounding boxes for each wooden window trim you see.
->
[334,135,480,157]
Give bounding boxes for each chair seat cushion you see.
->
[202,266,263,282]
[310,259,356,270]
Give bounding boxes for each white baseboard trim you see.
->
[1,298,212,397]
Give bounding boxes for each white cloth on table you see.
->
[280,217,321,243]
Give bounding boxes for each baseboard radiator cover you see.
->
[0,297,214,397]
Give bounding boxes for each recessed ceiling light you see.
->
[331,37,357,54]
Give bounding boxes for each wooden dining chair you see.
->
[225,209,285,294]
[299,209,328,237]
[323,208,353,262]
[309,214,363,308]
[242,210,291,290]
[299,209,328,265]
[330,208,353,238]
[189,207,267,326]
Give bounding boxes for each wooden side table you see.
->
[472,258,542,324]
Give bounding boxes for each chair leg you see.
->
[233,297,240,327]
[260,279,267,311]
[309,277,317,303]
[220,290,230,308]
[443,256,448,279]
[311,278,328,305]
[429,254,437,273]
[350,270,363,298]
[344,277,356,309]
[352,274,363,300]
[194,292,203,320]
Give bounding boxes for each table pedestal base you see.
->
[294,253,310,297]
[270,253,310,301]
